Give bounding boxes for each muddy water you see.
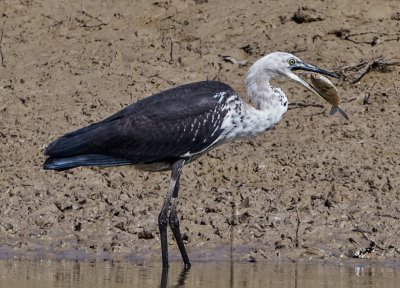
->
[0,260,398,288]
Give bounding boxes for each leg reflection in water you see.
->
[160,266,191,288]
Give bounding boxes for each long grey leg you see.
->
[158,159,186,268]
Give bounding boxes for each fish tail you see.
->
[330,106,349,120]
[338,107,349,120]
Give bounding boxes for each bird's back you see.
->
[44,81,237,171]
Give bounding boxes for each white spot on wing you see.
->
[212,92,226,103]
[192,128,200,141]
[210,126,219,137]
[226,95,238,102]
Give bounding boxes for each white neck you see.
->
[245,70,288,123]
[217,58,289,142]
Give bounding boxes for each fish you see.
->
[310,74,349,120]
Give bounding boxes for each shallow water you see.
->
[0,260,399,288]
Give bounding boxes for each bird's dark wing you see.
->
[44,81,236,170]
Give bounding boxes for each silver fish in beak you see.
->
[288,61,349,120]
[310,74,349,120]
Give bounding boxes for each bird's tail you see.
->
[43,154,133,171]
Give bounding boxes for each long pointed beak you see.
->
[288,62,338,101]
[291,62,338,78]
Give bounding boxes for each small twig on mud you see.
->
[77,9,107,28]
[353,58,400,84]
[352,228,370,241]
[290,47,308,54]
[43,14,68,32]
[376,212,400,220]
[212,63,223,81]
[149,74,176,85]
[341,97,357,104]
[0,31,5,67]
[363,83,376,105]
[80,10,106,24]
[339,57,400,84]
[340,61,369,72]
[347,31,400,37]
[169,37,173,64]
[162,37,174,64]
[267,198,273,215]
[329,29,400,46]
[295,207,301,248]
[221,55,248,67]
[48,18,68,32]
[288,102,324,110]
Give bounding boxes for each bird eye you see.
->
[288,58,296,66]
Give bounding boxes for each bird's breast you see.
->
[219,91,288,142]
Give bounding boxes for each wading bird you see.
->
[43,52,338,268]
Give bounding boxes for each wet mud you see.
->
[1,0,400,263]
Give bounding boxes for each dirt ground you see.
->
[1,0,399,264]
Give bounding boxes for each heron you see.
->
[43,51,338,268]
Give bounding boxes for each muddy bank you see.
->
[0,0,399,263]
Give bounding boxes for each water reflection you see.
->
[0,259,398,288]
[160,266,190,288]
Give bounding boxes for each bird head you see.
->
[247,52,338,102]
